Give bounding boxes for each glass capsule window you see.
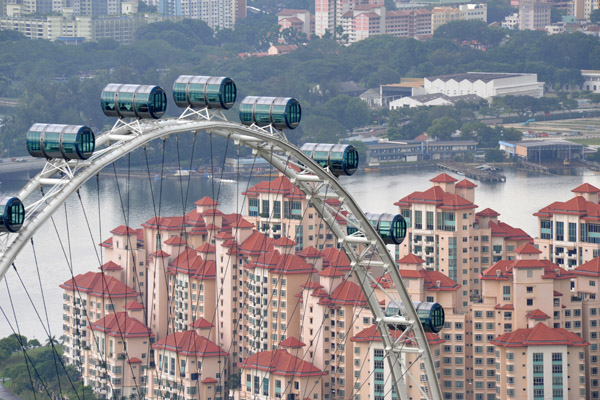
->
[27,124,95,160]
[0,197,25,233]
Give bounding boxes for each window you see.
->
[569,222,577,242]
[415,211,422,229]
[527,299,533,306]
[503,285,511,301]
[556,221,564,241]
[249,198,259,216]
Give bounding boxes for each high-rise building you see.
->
[534,183,600,270]
[519,0,551,30]
[395,173,532,308]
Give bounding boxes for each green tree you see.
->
[427,117,459,140]
[591,9,600,24]
[485,148,505,162]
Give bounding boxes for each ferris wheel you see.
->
[0,75,443,400]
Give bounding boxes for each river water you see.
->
[1,166,599,340]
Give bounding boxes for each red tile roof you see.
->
[195,243,216,253]
[300,281,323,290]
[111,225,137,236]
[142,216,187,231]
[572,183,600,193]
[153,330,227,357]
[321,248,351,269]
[378,269,460,291]
[90,312,152,338]
[190,317,214,329]
[271,253,316,275]
[351,325,444,345]
[201,377,219,384]
[60,271,138,299]
[273,236,296,247]
[397,254,425,264]
[201,208,225,217]
[243,176,305,199]
[476,208,500,218]
[128,358,142,364]
[574,257,600,276]
[297,246,321,258]
[100,261,122,271]
[318,267,345,278]
[164,236,187,246]
[99,237,113,249]
[330,280,367,306]
[279,336,305,348]
[482,259,574,281]
[489,221,532,241]
[240,231,274,256]
[151,249,170,258]
[125,300,144,310]
[430,173,457,183]
[491,323,588,347]
[195,196,219,206]
[535,196,600,221]
[456,179,477,188]
[238,349,325,377]
[232,218,254,229]
[526,309,550,320]
[515,243,541,254]
[394,186,475,210]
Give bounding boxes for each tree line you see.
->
[1,18,599,156]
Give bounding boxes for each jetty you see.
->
[437,163,506,182]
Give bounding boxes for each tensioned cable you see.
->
[141,141,175,399]
[71,187,143,398]
[11,265,81,400]
[169,132,198,400]
[274,186,363,400]
[30,237,77,398]
[3,276,38,400]
[2,277,51,398]
[188,141,260,397]
[141,138,187,399]
[107,153,156,398]
[45,209,118,398]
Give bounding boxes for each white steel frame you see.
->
[0,109,443,400]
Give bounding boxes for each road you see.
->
[0,382,20,400]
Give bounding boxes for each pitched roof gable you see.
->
[238,349,325,377]
[153,330,227,357]
[491,323,588,347]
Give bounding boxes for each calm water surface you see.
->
[1,166,599,339]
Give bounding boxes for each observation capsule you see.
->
[173,75,236,109]
[300,143,359,177]
[101,84,167,119]
[346,213,407,245]
[385,300,445,333]
[0,197,25,233]
[26,123,95,160]
[239,96,301,130]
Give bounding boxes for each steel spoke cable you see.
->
[11,264,80,399]
[30,237,70,399]
[3,276,38,400]
[46,209,118,398]
[69,187,143,398]
[142,141,176,399]
[189,145,260,397]
[41,185,116,397]
[3,277,52,399]
[109,154,155,398]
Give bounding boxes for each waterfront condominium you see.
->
[395,173,532,309]
[534,183,600,270]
